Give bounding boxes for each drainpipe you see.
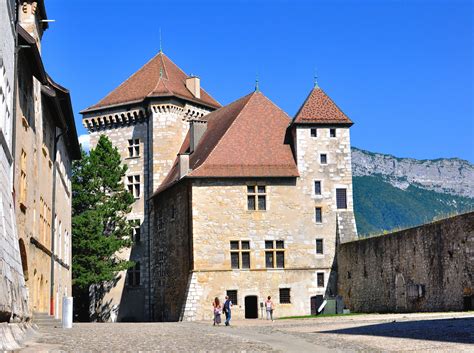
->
[49,127,66,315]
[146,108,153,321]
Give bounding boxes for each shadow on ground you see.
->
[320,318,474,344]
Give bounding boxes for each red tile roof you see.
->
[154,91,299,196]
[293,87,353,125]
[82,52,220,112]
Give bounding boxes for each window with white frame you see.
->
[230,240,251,269]
[314,180,322,196]
[127,175,140,198]
[128,139,140,158]
[320,154,327,164]
[315,207,323,223]
[247,184,266,211]
[317,272,325,287]
[265,240,285,268]
[316,238,324,254]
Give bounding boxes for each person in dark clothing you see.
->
[223,295,233,326]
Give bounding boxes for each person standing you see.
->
[265,296,274,321]
[223,295,233,326]
[212,297,222,326]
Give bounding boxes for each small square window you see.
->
[315,207,323,223]
[279,288,291,304]
[316,239,323,254]
[265,241,273,249]
[276,240,284,249]
[257,185,266,193]
[320,154,327,164]
[330,129,336,137]
[247,185,255,193]
[314,181,321,195]
[310,128,317,137]
[241,241,250,250]
[317,272,325,287]
[227,290,238,305]
[230,241,239,250]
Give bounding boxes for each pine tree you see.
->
[72,135,135,321]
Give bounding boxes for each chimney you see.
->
[178,153,190,179]
[186,76,200,99]
[190,120,207,153]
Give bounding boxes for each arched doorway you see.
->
[244,296,258,319]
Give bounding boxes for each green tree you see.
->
[72,135,134,321]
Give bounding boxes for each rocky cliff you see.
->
[351,148,474,235]
[351,147,474,198]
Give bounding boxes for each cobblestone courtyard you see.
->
[21,312,474,352]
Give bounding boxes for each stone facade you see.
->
[0,0,29,323]
[151,122,357,321]
[12,1,79,320]
[84,99,212,322]
[337,212,474,313]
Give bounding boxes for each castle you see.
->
[81,51,357,321]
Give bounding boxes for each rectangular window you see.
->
[316,239,324,254]
[310,128,317,137]
[336,188,347,209]
[279,288,291,304]
[320,154,327,164]
[314,180,321,195]
[315,207,322,223]
[330,128,336,137]
[247,184,266,211]
[128,139,140,158]
[317,272,325,287]
[127,174,141,198]
[127,262,140,287]
[265,240,285,268]
[227,290,238,305]
[19,149,27,206]
[130,219,141,243]
[230,241,251,269]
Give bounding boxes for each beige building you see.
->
[14,0,80,319]
[151,85,358,321]
[81,51,220,321]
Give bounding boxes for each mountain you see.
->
[351,148,474,236]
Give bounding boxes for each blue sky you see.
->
[41,0,473,161]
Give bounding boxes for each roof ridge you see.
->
[191,92,256,175]
[87,52,162,110]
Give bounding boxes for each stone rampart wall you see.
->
[337,212,474,313]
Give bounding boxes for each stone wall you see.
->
[0,0,29,323]
[151,181,191,322]
[337,212,474,313]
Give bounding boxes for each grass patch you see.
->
[278,313,363,320]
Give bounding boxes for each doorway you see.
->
[244,296,258,319]
[311,295,324,315]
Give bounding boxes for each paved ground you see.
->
[20,312,474,352]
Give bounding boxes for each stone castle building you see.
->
[3,0,80,323]
[81,51,221,321]
[82,50,357,321]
